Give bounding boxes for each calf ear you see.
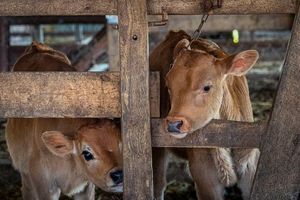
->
[224,50,259,76]
[173,39,190,59]
[42,131,74,157]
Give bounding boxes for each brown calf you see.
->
[150,31,259,200]
[6,42,123,200]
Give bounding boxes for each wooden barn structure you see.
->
[0,1,299,199]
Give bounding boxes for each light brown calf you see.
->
[150,31,259,200]
[6,118,123,200]
[6,42,123,200]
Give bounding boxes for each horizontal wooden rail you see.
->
[151,119,266,148]
[0,0,117,16]
[150,15,293,32]
[0,0,297,16]
[6,16,107,25]
[0,72,159,118]
[148,0,297,15]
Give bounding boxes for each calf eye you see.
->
[82,150,94,161]
[203,85,212,92]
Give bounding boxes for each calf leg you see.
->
[74,182,95,200]
[21,172,38,200]
[188,148,226,200]
[232,148,260,199]
[153,148,168,200]
[30,170,61,200]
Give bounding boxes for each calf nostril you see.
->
[175,120,183,129]
[167,120,183,133]
[110,170,123,185]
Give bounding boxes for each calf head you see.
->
[12,41,75,72]
[42,119,123,192]
[165,39,259,138]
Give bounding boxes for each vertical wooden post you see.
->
[250,5,300,200]
[118,0,154,200]
[0,17,8,71]
[107,24,119,71]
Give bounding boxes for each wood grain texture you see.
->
[0,0,297,16]
[0,0,116,16]
[250,5,300,200]
[0,72,159,118]
[151,119,265,148]
[118,0,154,199]
[6,16,107,25]
[150,15,293,32]
[107,25,120,71]
[0,18,8,72]
[147,0,297,14]
[150,71,160,118]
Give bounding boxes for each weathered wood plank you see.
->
[6,16,107,25]
[150,72,160,118]
[0,0,116,16]
[148,0,297,14]
[151,119,265,148]
[0,72,160,118]
[0,18,8,72]
[150,15,293,32]
[10,31,97,37]
[107,25,120,71]
[118,0,153,199]
[0,0,297,16]
[250,5,300,200]
[8,15,292,31]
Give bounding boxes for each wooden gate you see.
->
[0,1,299,199]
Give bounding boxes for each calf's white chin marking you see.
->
[169,132,188,139]
[111,184,123,193]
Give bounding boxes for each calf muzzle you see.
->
[164,116,191,138]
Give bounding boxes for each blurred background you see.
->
[0,14,293,199]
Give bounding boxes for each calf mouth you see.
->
[168,132,188,139]
[164,116,192,139]
[110,183,123,193]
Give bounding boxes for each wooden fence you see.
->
[0,1,299,199]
